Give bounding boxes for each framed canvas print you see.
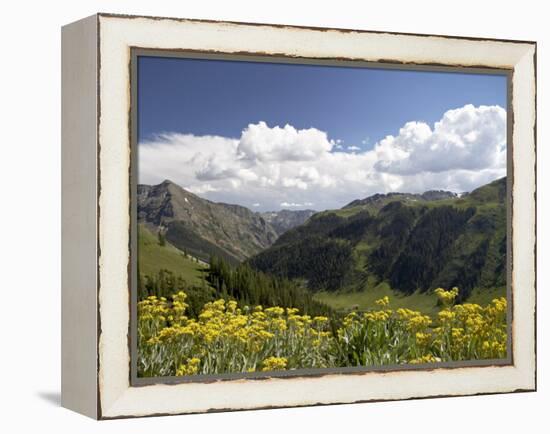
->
[61,13,536,419]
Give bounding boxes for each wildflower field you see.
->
[137,287,508,377]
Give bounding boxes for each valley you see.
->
[137,177,507,314]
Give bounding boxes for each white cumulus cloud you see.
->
[281,202,314,208]
[139,105,506,211]
[237,121,333,162]
[374,104,506,175]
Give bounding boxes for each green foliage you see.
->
[428,203,507,301]
[208,256,333,317]
[275,213,346,244]
[327,211,375,242]
[368,203,421,277]
[387,206,476,294]
[248,235,354,291]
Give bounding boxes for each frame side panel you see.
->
[61,14,99,419]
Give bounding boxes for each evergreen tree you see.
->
[157,229,166,247]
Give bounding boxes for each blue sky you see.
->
[138,56,506,150]
[138,55,507,211]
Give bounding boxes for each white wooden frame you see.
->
[61,13,536,419]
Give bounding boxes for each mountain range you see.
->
[343,190,459,210]
[259,209,317,235]
[138,180,314,264]
[249,177,506,301]
[138,177,507,302]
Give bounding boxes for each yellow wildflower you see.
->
[409,354,440,364]
[375,296,390,307]
[261,356,288,372]
[415,332,431,346]
[176,358,201,376]
[434,287,459,307]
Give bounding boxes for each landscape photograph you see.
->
[135,55,509,378]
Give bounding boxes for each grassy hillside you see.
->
[138,224,207,285]
[314,282,506,316]
[314,282,438,314]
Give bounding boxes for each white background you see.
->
[0,0,546,432]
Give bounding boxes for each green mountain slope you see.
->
[249,177,507,303]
